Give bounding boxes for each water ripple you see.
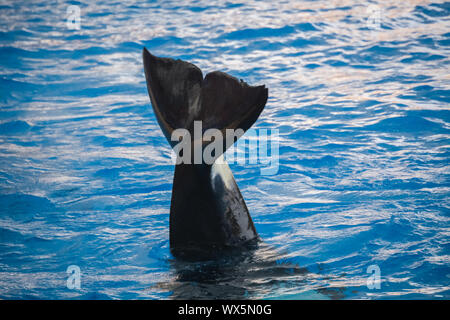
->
[0,0,449,299]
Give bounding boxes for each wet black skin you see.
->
[142,48,268,259]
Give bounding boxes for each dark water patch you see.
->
[377,179,445,191]
[90,135,144,147]
[85,183,173,197]
[358,114,446,134]
[117,41,143,50]
[417,36,438,48]
[93,167,122,180]
[0,46,35,67]
[350,64,376,69]
[187,6,211,12]
[0,120,31,135]
[409,262,450,288]
[293,22,319,32]
[316,287,346,300]
[0,78,40,102]
[0,46,118,63]
[410,109,450,122]
[288,36,327,48]
[217,26,296,41]
[0,227,25,243]
[414,3,450,19]
[351,43,408,64]
[358,100,383,108]
[437,38,450,46]
[0,30,33,43]
[0,194,59,220]
[399,85,450,103]
[142,36,189,49]
[230,40,285,54]
[400,52,446,63]
[367,73,433,85]
[65,84,140,97]
[77,292,112,300]
[304,63,321,69]
[66,34,91,41]
[323,59,348,67]
[297,155,340,168]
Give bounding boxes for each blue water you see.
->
[0,0,449,299]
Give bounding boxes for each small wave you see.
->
[0,120,31,135]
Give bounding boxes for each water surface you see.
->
[0,0,449,299]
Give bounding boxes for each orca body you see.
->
[142,48,268,259]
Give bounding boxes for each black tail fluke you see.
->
[143,47,268,155]
[143,48,268,258]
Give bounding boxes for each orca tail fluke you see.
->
[142,48,268,259]
[143,47,268,150]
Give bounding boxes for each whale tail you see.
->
[143,48,268,150]
[143,48,268,258]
